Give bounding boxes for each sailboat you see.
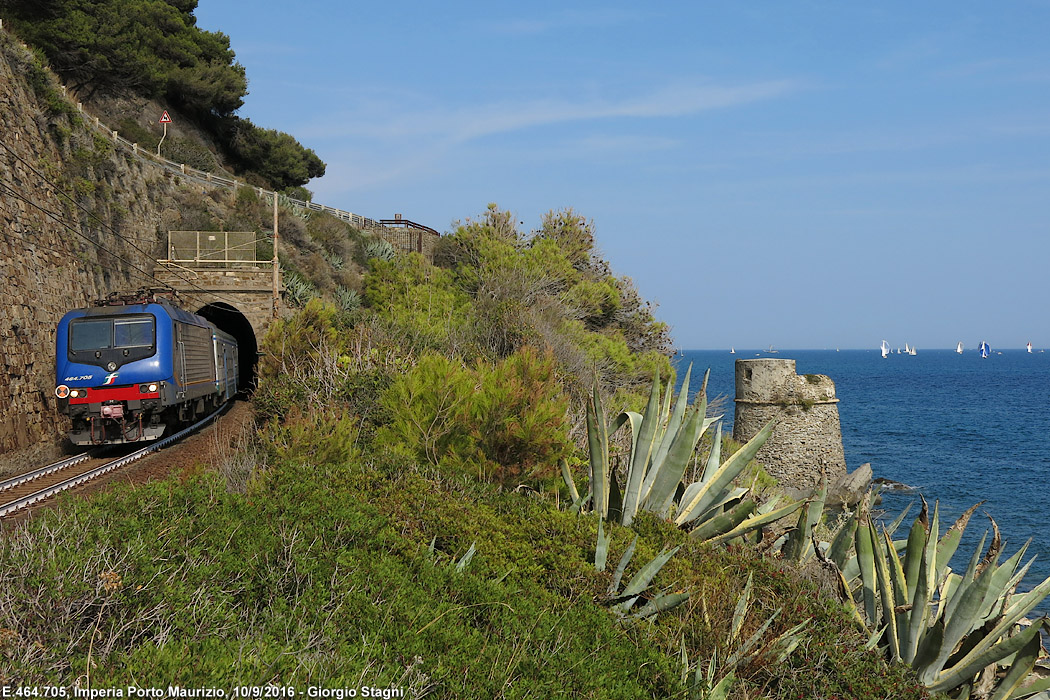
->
[908,344,917,356]
[1027,341,1033,353]
[979,341,990,359]
[730,347,735,354]
[956,342,964,354]
[880,340,890,359]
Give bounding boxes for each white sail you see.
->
[880,340,890,358]
[956,342,964,354]
[1027,342,1033,353]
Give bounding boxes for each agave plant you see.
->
[335,286,361,314]
[364,237,397,262]
[283,270,318,308]
[679,573,807,700]
[843,497,1050,699]
[568,366,803,544]
[594,523,690,620]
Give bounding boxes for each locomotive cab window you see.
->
[114,318,154,347]
[70,315,155,353]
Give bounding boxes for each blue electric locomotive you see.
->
[55,291,238,445]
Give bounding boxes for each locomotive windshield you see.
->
[70,315,155,352]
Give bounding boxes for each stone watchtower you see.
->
[732,358,847,491]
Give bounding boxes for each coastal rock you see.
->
[872,477,914,492]
[828,462,873,507]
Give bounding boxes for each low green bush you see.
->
[377,347,572,487]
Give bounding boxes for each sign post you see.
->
[158,110,172,156]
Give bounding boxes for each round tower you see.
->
[733,358,846,489]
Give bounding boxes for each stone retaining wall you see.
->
[0,34,184,469]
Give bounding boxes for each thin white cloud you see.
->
[306,78,800,144]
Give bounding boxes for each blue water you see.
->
[675,349,1050,592]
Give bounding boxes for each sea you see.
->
[674,348,1050,596]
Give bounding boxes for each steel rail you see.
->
[0,405,227,518]
[0,452,98,493]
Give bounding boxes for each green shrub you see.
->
[377,347,572,486]
[267,406,359,467]
[464,346,573,484]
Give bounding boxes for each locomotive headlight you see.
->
[139,383,159,393]
[55,385,69,399]
[106,362,117,372]
[69,389,84,399]
[148,383,159,392]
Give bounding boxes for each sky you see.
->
[193,1,1050,350]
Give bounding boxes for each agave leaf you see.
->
[936,572,962,623]
[621,546,681,599]
[989,620,1046,700]
[725,608,782,670]
[781,479,826,562]
[977,574,1050,650]
[730,573,754,643]
[608,535,637,596]
[855,505,878,624]
[905,524,935,666]
[883,530,913,660]
[932,548,1026,679]
[633,591,691,619]
[936,502,983,582]
[586,385,608,519]
[649,402,708,516]
[608,468,624,524]
[594,518,611,572]
[700,420,724,483]
[646,365,696,486]
[679,481,747,529]
[871,522,901,661]
[674,420,775,527]
[884,502,914,538]
[688,500,756,542]
[704,499,805,547]
[707,672,736,700]
[560,457,580,503]
[865,625,887,650]
[1004,672,1050,700]
[902,510,929,606]
[944,531,989,624]
[926,617,1045,692]
[455,542,476,572]
[621,375,663,526]
[837,566,869,630]
[829,511,859,570]
[679,480,703,510]
[911,617,944,677]
[975,545,1031,622]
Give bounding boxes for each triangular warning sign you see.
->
[159,111,172,124]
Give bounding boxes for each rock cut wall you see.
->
[0,30,191,469]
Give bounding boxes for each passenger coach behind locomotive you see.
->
[55,291,238,445]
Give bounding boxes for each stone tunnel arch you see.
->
[196,302,258,392]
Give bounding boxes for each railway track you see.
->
[0,405,227,519]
